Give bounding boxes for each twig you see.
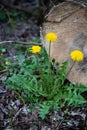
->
[12,107,23,123]
[0,40,42,45]
[57,118,65,130]
[0,69,8,74]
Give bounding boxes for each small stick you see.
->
[0,40,42,45]
[0,69,8,74]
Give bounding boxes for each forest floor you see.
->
[0,1,87,130]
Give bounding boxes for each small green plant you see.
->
[0,11,7,21]
[0,48,10,71]
[0,52,4,71]
[4,33,87,119]
[0,8,29,25]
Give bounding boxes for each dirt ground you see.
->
[0,0,87,130]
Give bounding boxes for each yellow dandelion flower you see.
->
[45,32,57,42]
[5,61,9,65]
[30,45,41,54]
[70,50,84,61]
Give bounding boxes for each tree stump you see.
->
[41,1,87,86]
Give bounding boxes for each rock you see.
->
[41,1,87,86]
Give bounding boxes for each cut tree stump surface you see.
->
[41,1,87,85]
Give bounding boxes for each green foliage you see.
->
[0,8,28,24]
[0,48,9,71]
[4,47,87,119]
[0,53,4,71]
[9,9,19,17]
[0,11,7,21]
[38,102,51,119]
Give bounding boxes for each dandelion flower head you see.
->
[70,50,84,61]
[30,45,41,54]
[45,32,57,42]
[5,61,9,65]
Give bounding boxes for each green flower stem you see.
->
[48,41,51,59]
[48,41,53,92]
[66,61,76,77]
[61,61,76,86]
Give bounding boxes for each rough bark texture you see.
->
[41,1,87,85]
